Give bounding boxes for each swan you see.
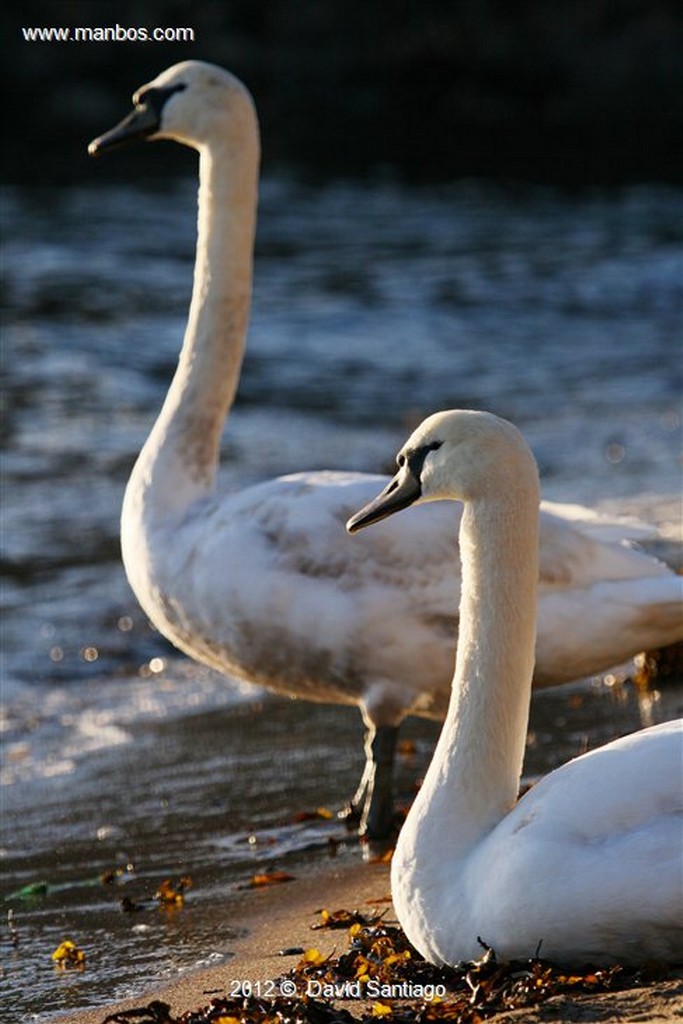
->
[88,61,683,840]
[347,409,683,966]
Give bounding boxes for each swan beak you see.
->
[88,101,159,156]
[347,466,421,534]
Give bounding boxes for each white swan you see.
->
[347,409,683,966]
[88,61,683,839]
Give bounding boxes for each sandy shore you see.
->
[57,853,391,1024]
[54,853,682,1024]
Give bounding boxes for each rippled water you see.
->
[2,177,682,1020]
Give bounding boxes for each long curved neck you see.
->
[414,484,539,854]
[128,135,258,520]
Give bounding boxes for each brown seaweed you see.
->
[99,913,669,1024]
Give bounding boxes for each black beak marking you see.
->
[88,82,187,156]
[346,439,443,535]
[405,440,443,480]
[139,82,187,120]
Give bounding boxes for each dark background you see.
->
[3,0,683,185]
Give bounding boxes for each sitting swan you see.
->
[88,61,683,840]
[348,410,683,965]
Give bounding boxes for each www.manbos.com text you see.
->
[22,24,195,43]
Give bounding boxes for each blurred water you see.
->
[1,177,682,1020]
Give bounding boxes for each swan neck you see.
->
[421,486,539,848]
[188,143,257,382]
[130,133,258,518]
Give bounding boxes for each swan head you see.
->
[88,61,257,156]
[347,409,539,533]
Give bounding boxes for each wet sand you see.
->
[55,855,683,1024]
[55,854,392,1024]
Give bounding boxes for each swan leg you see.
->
[340,724,398,840]
[345,754,374,821]
[362,723,399,840]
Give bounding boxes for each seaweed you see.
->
[99,913,670,1024]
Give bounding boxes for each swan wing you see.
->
[534,506,682,680]
[471,720,683,964]
[540,500,659,542]
[537,503,674,586]
[157,471,459,717]
[149,473,680,698]
[535,573,683,682]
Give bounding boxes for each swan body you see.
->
[89,62,683,838]
[347,410,683,966]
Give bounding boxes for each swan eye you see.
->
[397,453,406,469]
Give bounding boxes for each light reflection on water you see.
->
[1,177,682,1018]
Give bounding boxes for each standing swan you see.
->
[348,410,682,965]
[89,62,683,839]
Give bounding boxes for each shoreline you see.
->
[53,853,683,1024]
[54,853,392,1024]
